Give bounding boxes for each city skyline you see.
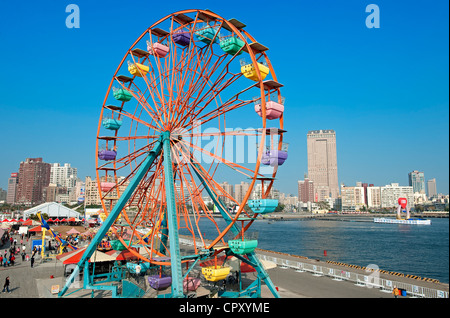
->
[0,1,448,196]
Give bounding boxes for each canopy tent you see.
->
[66,228,81,235]
[105,248,139,261]
[28,226,42,232]
[22,219,33,226]
[56,247,117,264]
[0,223,10,229]
[81,229,94,237]
[23,202,81,219]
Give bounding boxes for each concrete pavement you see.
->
[1,231,447,298]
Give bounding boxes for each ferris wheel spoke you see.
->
[174,141,240,211]
[112,83,163,132]
[177,138,259,179]
[125,78,167,130]
[171,143,227,247]
[116,108,161,131]
[143,41,172,123]
[171,45,228,125]
[188,83,260,129]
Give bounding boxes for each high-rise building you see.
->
[234,181,250,204]
[219,181,234,205]
[380,183,414,209]
[340,184,365,211]
[298,176,315,203]
[366,186,381,209]
[408,170,425,194]
[0,188,6,202]
[427,178,437,198]
[251,183,275,200]
[307,130,339,201]
[50,163,78,188]
[6,173,19,204]
[16,158,51,205]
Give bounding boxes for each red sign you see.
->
[398,197,407,209]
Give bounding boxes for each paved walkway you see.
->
[0,232,66,298]
[0,232,447,298]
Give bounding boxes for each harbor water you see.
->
[188,217,449,284]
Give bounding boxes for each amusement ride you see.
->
[59,9,288,298]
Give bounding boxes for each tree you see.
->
[317,201,330,211]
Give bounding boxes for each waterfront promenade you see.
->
[1,229,448,298]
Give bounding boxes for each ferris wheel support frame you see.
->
[192,161,280,298]
[60,130,281,299]
[59,134,165,297]
[161,131,184,298]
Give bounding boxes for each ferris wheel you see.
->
[61,9,288,298]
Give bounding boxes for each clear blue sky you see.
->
[0,0,448,196]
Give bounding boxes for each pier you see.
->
[1,232,447,299]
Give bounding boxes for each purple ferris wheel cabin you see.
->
[98,149,117,161]
[173,30,191,46]
[148,274,172,290]
[261,149,288,166]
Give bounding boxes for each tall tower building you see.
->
[16,158,51,205]
[408,170,425,194]
[6,173,19,204]
[307,130,339,201]
[427,178,437,198]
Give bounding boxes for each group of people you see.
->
[0,230,37,294]
[1,234,30,267]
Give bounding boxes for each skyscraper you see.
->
[6,173,19,204]
[16,158,51,205]
[50,163,78,188]
[427,178,437,198]
[408,170,425,194]
[307,130,339,201]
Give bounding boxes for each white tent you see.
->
[23,202,81,219]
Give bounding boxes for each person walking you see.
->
[393,286,400,298]
[30,255,35,268]
[2,276,11,293]
[9,254,15,266]
[135,263,142,283]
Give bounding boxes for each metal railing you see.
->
[257,254,449,298]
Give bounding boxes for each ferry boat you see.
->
[373,217,431,225]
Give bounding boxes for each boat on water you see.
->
[373,217,431,225]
